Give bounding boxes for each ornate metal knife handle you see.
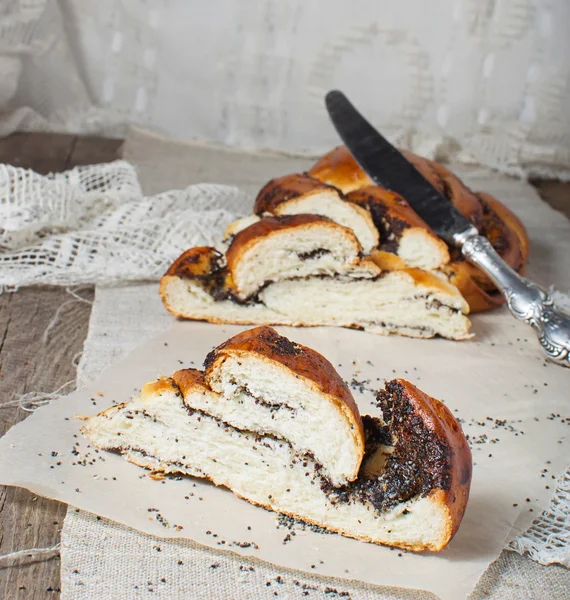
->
[460,233,570,367]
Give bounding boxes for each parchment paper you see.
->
[0,314,568,600]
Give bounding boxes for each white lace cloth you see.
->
[1,0,570,179]
[0,161,249,289]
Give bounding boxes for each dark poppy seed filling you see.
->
[124,447,207,477]
[236,385,297,414]
[320,381,452,513]
[114,399,318,473]
[296,248,332,261]
[110,379,452,519]
[357,202,408,255]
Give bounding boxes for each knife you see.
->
[325,90,570,366]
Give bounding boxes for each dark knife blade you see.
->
[325,90,476,245]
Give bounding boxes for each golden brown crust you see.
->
[254,173,342,214]
[203,326,365,460]
[309,145,529,312]
[392,379,472,547]
[368,250,408,271]
[141,377,178,400]
[309,145,372,193]
[171,368,208,396]
[78,401,128,421]
[164,246,223,279]
[226,214,332,252]
[348,186,432,230]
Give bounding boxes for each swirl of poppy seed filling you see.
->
[369,209,409,255]
[104,379,453,519]
[320,381,452,514]
[186,267,461,326]
[296,248,332,261]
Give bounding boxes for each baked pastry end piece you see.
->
[373,379,472,548]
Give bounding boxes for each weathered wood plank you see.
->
[0,133,122,600]
[0,287,94,600]
[70,136,124,166]
[0,133,77,175]
[530,179,570,219]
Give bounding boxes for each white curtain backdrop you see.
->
[0,0,569,178]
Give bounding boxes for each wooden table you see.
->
[0,133,568,599]
[0,134,122,599]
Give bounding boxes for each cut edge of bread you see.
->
[225,215,367,300]
[346,186,450,271]
[253,173,379,254]
[159,266,472,341]
[200,326,365,484]
[81,367,471,552]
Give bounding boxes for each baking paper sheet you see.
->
[0,319,568,600]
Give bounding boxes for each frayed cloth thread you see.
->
[0,544,61,569]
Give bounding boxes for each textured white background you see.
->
[0,0,569,177]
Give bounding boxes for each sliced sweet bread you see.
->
[81,327,472,552]
[308,145,529,312]
[252,173,379,253]
[347,186,450,271]
[224,214,378,300]
[160,215,471,340]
